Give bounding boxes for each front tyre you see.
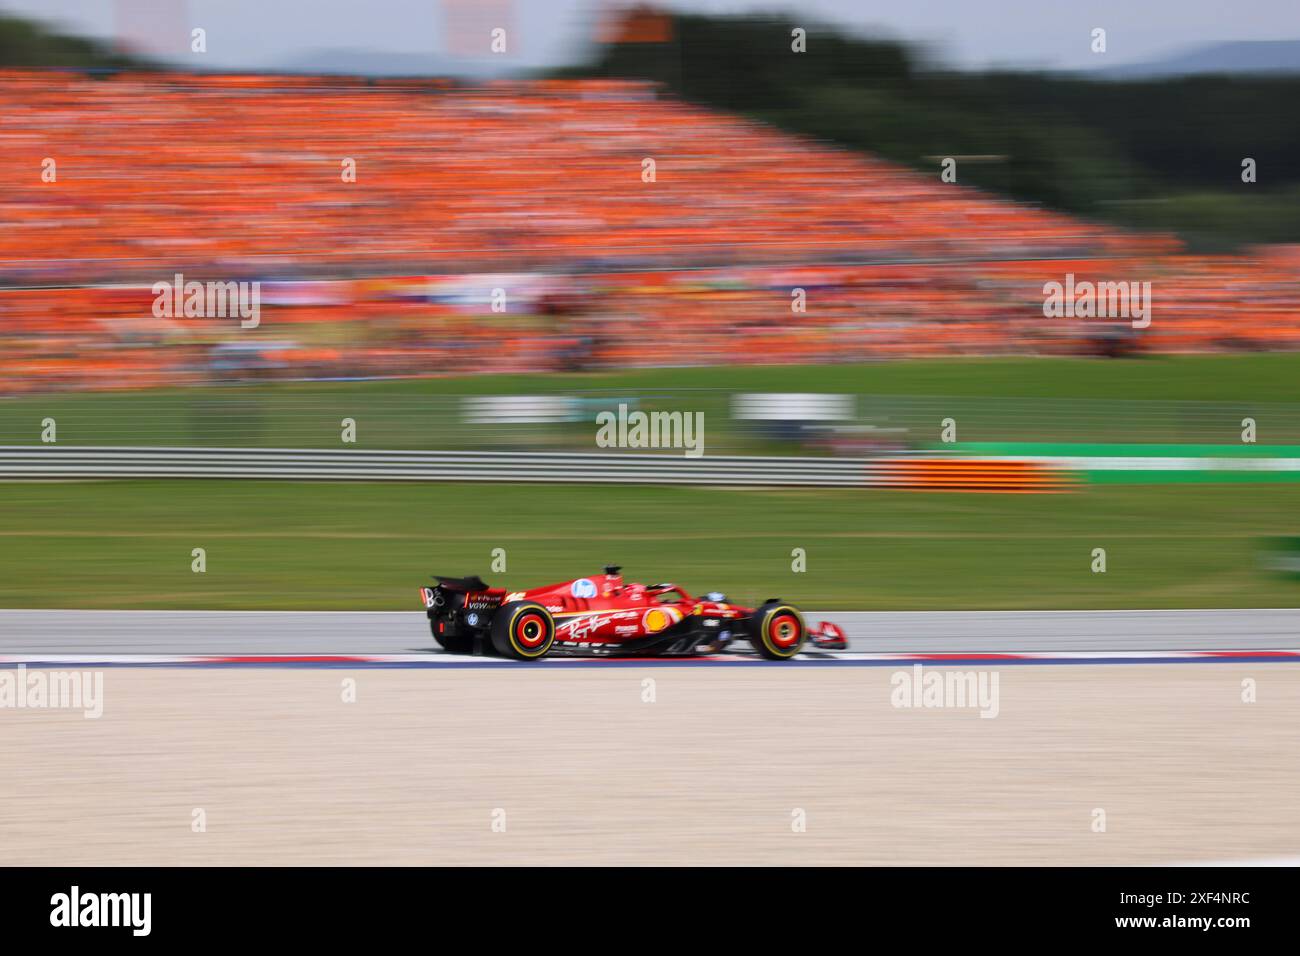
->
[491,601,556,661]
[747,602,807,660]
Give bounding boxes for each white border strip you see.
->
[3,649,1298,667]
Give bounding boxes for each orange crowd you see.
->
[0,70,1297,392]
[5,253,1299,393]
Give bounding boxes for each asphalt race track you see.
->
[1,607,1297,656]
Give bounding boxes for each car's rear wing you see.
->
[432,574,489,591]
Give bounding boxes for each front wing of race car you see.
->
[807,621,848,651]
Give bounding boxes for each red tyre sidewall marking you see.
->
[515,611,549,651]
[767,611,802,650]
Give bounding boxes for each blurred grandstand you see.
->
[1,17,1299,394]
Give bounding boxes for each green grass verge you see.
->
[5,353,1299,450]
[2,479,1298,611]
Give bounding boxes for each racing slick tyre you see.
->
[490,601,556,661]
[430,623,474,655]
[747,602,807,660]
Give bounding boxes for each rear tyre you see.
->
[747,602,807,660]
[490,601,556,661]
[431,622,474,655]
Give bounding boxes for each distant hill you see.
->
[568,10,1300,250]
[1109,40,1300,78]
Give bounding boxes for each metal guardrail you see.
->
[0,446,870,486]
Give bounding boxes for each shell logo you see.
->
[642,606,682,633]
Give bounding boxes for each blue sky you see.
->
[5,0,1297,73]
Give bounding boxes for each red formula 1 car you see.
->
[418,566,847,661]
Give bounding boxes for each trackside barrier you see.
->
[871,459,1078,492]
[0,446,868,486]
[0,447,1075,491]
[732,393,855,421]
[461,396,582,424]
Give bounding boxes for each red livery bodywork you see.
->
[418,566,846,661]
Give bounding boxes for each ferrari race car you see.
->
[418,566,847,661]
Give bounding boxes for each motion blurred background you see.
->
[1,1,1299,611]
